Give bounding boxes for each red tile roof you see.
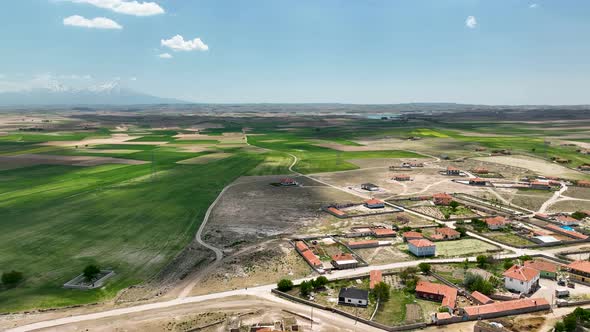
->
[430,234,445,240]
[473,168,489,174]
[373,228,396,236]
[435,227,460,237]
[447,166,459,171]
[301,249,322,267]
[415,281,457,308]
[578,180,590,187]
[568,260,590,275]
[408,239,435,248]
[395,174,411,179]
[524,260,559,274]
[503,265,540,282]
[403,231,423,239]
[485,216,509,226]
[295,241,309,252]
[348,240,378,247]
[280,177,296,183]
[327,207,346,216]
[557,215,580,224]
[370,270,382,289]
[365,199,384,205]
[462,298,549,316]
[332,253,355,262]
[433,193,453,199]
[546,224,588,239]
[471,291,493,305]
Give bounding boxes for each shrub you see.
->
[1,270,24,288]
[277,279,294,292]
[300,280,312,297]
[372,282,391,302]
[463,273,494,295]
[418,262,431,274]
[83,265,101,282]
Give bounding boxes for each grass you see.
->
[372,290,414,325]
[486,232,536,246]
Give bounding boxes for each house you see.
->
[364,199,385,209]
[372,227,396,238]
[484,216,510,230]
[345,227,374,237]
[279,178,298,186]
[556,215,581,226]
[295,241,323,268]
[347,240,379,249]
[331,253,358,269]
[361,183,379,191]
[327,207,346,217]
[400,162,412,168]
[523,260,559,279]
[503,265,540,294]
[471,291,494,305]
[435,227,460,240]
[545,224,588,240]
[408,239,436,257]
[369,270,382,289]
[446,166,461,175]
[472,167,489,174]
[433,193,453,206]
[577,180,590,188]
[469,178,487,186]
[402,231,423,242]
[579,165,590,171]
[415,280,457,310]
[394,174,411,181]
[338,287,368,307]
[530,181,551,190]
[566,260,590,284]
[532,235,559,244]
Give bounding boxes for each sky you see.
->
[1,0,589,105]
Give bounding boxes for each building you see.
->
[567,260,590,284]
[471,291,494,305]
[279,178,298,186]
[579,165,590,171]
[410,162,424,167]
[545,224,588,240]
[394,174,411,181]
[484,216,510,230]
[523,260,559,279]
[338,287,368,307]
[469,178,487,186]
[402,231,423,242]
[433,193,453,206]
[415,280,457,310]
[435,227,460,240]
[446,166,461,175]
[556,215,581,226]
[347,240,379,249]
[364,199,385,209]
[331,253,358,269]
[461,298,550,320]
[532,235,559,244]
[503,265,540,294]
[408,239,436,257]
[530,181,551,190]
[472,167,489,174]
[372,227,396,238]
[369,270,382,289]
[361,183,379,191]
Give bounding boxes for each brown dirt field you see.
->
[169,145,213,153]
[80,149,140,154]
[354,244,411,265]
[404,303,422,323]
[564,187,590,200]
[175,132,246,144]
[0,153,147,170]
[354,137,480,159]
[547,199,590,213]
[176,153,233,164]
[37,133,158,147]
[474,155,586,179]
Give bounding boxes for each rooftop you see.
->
[339,287,368,300]
[568,260,590,274]
[332,253,356,262]
[408,238,435,248]
[435,227,460,237]
[402,231,423,239]
[523,259,559,273]
[485,216,508,225]
[369,270,382,289]
[462,298,549,316]
[365,199,384,205]
[416,281,457,308]
[471,291,493,304]
[372,228,396,236]
[503,264,540,282]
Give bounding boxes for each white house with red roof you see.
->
[503,265,540,294]
[364,199,385,209]
[484,216,510,230]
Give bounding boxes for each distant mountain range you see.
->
[0,80,185,106]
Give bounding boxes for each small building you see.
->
[567,260,590,284]
[446,166,461,175]
[394,174,411,181]
[369,270,382,289]
[338,287,368,307]
[556,215,581,226]
[469,178,487,186]
[361,183,379,191]
[331,253,358,269]
[408,239,436,257]
[532,235,559,244]
[435,227,460,240]
[523,260,559,279]
[433,193,453,206]
[402,231,423,242]
[577,180,590,187]
[503,265,540,294]
[279,177,298,186]
[372,227,396,238]
[484,216,510,230]
[364,199,385,209]
[472,167,489,174]
[410,162,424,167]
[301,249,322,268]
[530,181,551,190]
[471,291,494,305]
[579,165,590,171]
[461,298,549,320]
[345,227,373,237]
[347,240,379,249]
[415,280,457,310]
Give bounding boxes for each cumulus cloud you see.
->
[67,0,164,16]
[465,16,477,29]
[161,35,209,52]
[63,15,122,29]
[529,3,538,8]
[158,53,173,59]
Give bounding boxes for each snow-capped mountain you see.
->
[0,80,185,106]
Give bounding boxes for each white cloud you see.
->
[529,3,538,8]
[63,15,122,29]
[161,35,209,52]
[68,0,164,16]
[158,53,173,59]
[465,16,477,29]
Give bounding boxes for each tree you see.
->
[476,255,489,268]
[83,265,101,282]
[313,276,328,289]
[449,201,460,211]
[464,273,494,295]
[455,226,467,237]
[1,270,24,288]
[463,258,470,270]
[372,282,390,302]
[277,279,294,292]
[300,280,312,297]
[503,259,514,270]
[418,263,431,274]
[519,255,533,262]
[401,226,412,233]
[572,211,587,220]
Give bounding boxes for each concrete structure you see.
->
[533,235,559,244]
[503,265,540,294]
[446,166,460,175]
[361,183,379,191]
[435,227,460,240]
[415,280,457,310]
[471,291,494,305]
[338,287,368,307]
[331,253,358,269]
[364,199,385,209]
[484,216,510,230]
[402,231,423,242]
[433,193,453,206]
[408,239,436,257]
[369,270,382,289]
[567,260,590,284]
[523,260,559,279]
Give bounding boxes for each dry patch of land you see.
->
[474,155,586,179]
[177,153,233,164]
[0,153,147,170]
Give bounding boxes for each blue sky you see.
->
[1,0,589,104]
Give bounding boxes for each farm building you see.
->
[279,178,298,186]
[433,193,453,206]
[503,265,540,294]
[556,215,581,226]
[545,224,588,240]
[446,166,460,175]
[347,240,379,249]
[370,270,382,289]
[415,280,457,310]
[566,260,590,284]
[472,167,489,174]
[532,235,559,244]
[523,260,559,279]
[372,227,396,237]
[394,174,411,181]
[484,216,510,230]
[402,231,423,241]
[577,180,590,187]
[469,178,487,186]
[338,287,368,307]
[407,239,436,257]
[331,253,358,269]
[460,298,549,320]
[579,165,590,171]
[294,241,322,268]
[471,291,494,305]
[361,183,379,191]
[530,181,551,190]
[345,227,374,237]
[364,199,385,209]
[434,227,460,240]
